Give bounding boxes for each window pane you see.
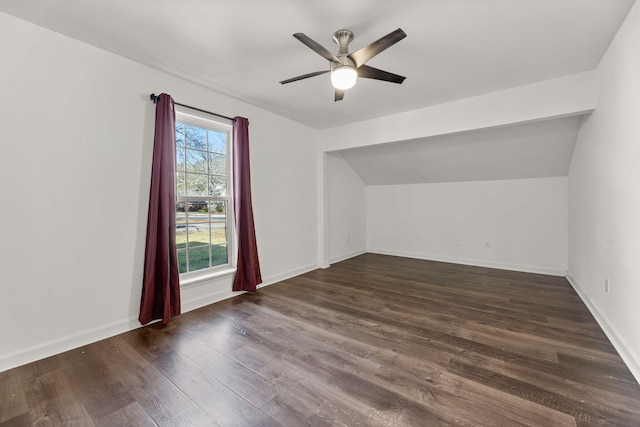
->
[186,173,208,196]
[176,172,186,196]
[186,149,207,174]
[208,129,226,153]
[176,146,185,171]
[209,176,227,197]
[176,123,185,146]
[211,222,227,245]
[186,204,210,255]
[185,125,206,150]
[186,204,209,236]
[209,201,227,245]
[188,246,211,271]
[210,200,226,215]
[176,202,188,249]
[208,153,226,175]
[177,249,187,273]
[212,244,228,267]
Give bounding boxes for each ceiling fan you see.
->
[279,28,407,101]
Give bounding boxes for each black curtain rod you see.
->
[149,94,235,122]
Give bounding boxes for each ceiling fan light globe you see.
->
[331,66,357,90]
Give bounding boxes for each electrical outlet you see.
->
[484,241,490,248]
[605,278,610,293]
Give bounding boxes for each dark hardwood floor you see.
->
[2,253,640,426]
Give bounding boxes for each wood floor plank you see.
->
[557,352,638,384]
[188,350,280,409]
[2,254,639,426]
[92,336,194,425]
[15,356,61,386]
[449,351,640,419]
[228,346,372,426]
[296,268,615,354]
[171,310,247,356]
[260,391,349,427]
[21,369,95,426]
[0,413,32,427]
[448,359,638,425]
[223,295,575,426]
[121,326,282,427]
[235,325,449,425]
[93,402,157,427]
[0,370,28,423]
[162,406,220,427]
[57,346,135,421]
[287,276,565,362]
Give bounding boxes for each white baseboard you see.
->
[181,287,240,314]
[0,262,319,374]
[258,263,319,288]
[0,317,143,374]
[182,261,320,312]
[328,249,367,265]
[566,275,640,385]
[367,248,567,277]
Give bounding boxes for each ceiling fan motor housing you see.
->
[332,29,355,66]
[330,29,357,90]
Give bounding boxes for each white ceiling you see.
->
[0,0,634,129]
[1,1,633,184]
[339,116,582,185]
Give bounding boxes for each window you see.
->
[175,109,232,276]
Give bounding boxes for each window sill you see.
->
[180,267,236,288]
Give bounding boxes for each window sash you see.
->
[176,195,228,202]
[175,108,234,278]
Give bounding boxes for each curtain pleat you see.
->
[139,93,181,324]
[232,117,262,291]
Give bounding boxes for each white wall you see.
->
[320,71,596,152]
[0,12,319,372]
[568,2,640,381]
[326,152,367,264]
[367,177,568,276]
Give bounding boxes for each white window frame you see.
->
[175,107,235,283]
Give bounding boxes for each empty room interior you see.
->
[1,1,640,426]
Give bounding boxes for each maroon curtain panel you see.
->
[139,93,181,325]
[232,117,262,291]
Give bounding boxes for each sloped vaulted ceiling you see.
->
[339,116,583,185]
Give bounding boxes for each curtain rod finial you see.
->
[150,93,158,104]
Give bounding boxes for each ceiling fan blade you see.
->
[293,33,340,63]
[335,89,345,102]
[348,28,406,67]
[357,65,406,84]
[279,70,329,85]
